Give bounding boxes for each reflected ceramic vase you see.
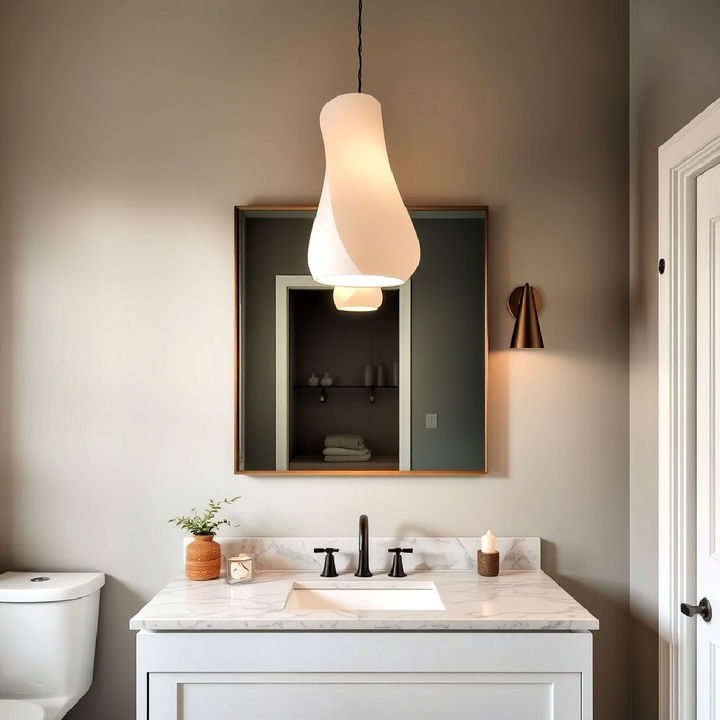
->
[185,534,221,581]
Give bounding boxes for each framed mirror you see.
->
[235,206,488,475]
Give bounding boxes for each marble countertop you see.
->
[129,569,599,632]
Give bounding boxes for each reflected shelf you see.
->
[293,385,399,389]
[288,454,400,471]
[293,385,398,403]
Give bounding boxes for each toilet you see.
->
[0,571,105,720]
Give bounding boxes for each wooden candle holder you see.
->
[477,550,499,577]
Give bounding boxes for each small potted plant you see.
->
[169,496,240,581]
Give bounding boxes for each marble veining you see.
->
[131,537,597,632]
[130,568,598,632]
[182,536,541,575]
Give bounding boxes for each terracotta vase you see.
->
[185,534,221,581]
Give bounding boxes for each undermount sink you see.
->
[284,581,446,611]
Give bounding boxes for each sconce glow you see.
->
[333,286,383,312]
[308,93,421,287]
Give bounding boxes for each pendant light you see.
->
[333,286,383,312]
[307,0,420,288]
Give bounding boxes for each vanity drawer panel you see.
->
[137,630,592,673]
[148,671,581,720]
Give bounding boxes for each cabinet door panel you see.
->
[149,672,581,720]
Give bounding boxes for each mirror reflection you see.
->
[236,207,487,474]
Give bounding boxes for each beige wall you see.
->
[0,1,629,718]
[0,175,10,573]
[629,1,720,717]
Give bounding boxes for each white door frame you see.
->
[274,276,411,471]
[658,97,720,720]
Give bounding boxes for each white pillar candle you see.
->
[480,529,496,554]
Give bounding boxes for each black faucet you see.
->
[354,514,373,577]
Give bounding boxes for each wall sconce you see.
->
[508,283,544,349]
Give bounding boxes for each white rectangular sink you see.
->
[284,581,445,611]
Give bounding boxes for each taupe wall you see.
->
[0,2,629,719]
[629,1,720,717]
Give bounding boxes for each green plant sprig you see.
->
[168,496,241,536]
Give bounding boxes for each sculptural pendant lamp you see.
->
[308,0,420,288]
[333,285,383,312]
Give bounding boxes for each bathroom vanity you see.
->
[130,538,597,720]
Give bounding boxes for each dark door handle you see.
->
[680,597,712,623]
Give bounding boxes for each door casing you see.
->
[658,96,720,720]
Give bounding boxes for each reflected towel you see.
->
[324,434,365,451]
[324,450,371,463]
[323,446,370,457]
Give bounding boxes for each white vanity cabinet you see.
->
[137,631,592,720]
[131,539,597,720]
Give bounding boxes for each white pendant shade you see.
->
[308,93,420,287]
[333,286,383,312]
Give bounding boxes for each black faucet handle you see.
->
[314,547,339,578]
[388,547,413,577]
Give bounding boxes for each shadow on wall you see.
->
[630,612,659,718]
[541,540,632,720]
[0,217,12,571]
[66,577,145,720]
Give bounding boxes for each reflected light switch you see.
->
[425,413,438,429]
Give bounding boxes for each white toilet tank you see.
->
[0,572,105,718]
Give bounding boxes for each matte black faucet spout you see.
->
[355,514,373,577]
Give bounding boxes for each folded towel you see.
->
[324,451,372,463]
[323,446,371,457]
[324,434,365,451]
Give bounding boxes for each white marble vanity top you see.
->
[129,569,598,632]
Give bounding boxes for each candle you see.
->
[226,554,255,584]
[480,529,496,554]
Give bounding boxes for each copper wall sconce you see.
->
[508,284,544,349]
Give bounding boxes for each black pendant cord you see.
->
[357,0,363,93]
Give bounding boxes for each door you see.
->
[694,161,720,719]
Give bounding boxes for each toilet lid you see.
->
[0,700,45,720]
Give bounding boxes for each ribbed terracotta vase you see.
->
[185,534,221,581]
